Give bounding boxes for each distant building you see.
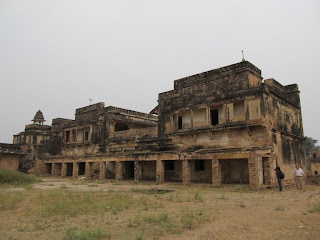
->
[310,149,320,175]
[11,61,306,188]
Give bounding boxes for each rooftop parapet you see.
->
[25,124,51,131]
[75,102,105,122]
[75,102,105,115]
[0,143,27,155]
[173,61,262,91]
[52,118,74,126]
[105,106,158,120]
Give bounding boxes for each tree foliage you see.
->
[304,136,320,157]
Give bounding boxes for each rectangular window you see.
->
[84,131,89,141]
[195,160,204,171]
[65,130,70,142]
[211,109,219,125]
[178,116,183,130]
[165,160,175,170]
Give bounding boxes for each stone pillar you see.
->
[248,153,263,189]
[190,110,194,128]
[182,160,191,185]
[115,161,123,182]
[156,159,164,184]
[52,163,61,177]
[206,107,210,125]
[85,162,92,180]
[212,159,221,186]
[134,161,142,182]
[73,162,79,179]
[99,162,106,181]
[61,162,67,177]
[51,163,56,177]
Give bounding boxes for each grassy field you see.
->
[0,176,320,240]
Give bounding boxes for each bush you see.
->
[64,227,105,240]
[0,168,40,185]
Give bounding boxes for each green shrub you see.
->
[64,227,106,240]
[308,201,320,214]
[0,168,40,185]
[181,212,195,229]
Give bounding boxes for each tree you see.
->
[304,136,320,157]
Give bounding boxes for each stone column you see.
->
[85,162,92,180]
[248,153,263,189]
[61,162,67,177]
[99,162,106,181]
[206,107,210,125]
[156,159,164,184]
[51,163,56,177]
[73,162,79,179]
[115,161,123,182]
[134,161,142,182]
[212,159,221,186]
[182,160,191,185]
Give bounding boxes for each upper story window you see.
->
[115,122,129,132]
[64,126,91,143]
[210,109,219,125]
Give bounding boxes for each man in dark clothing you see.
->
[274,167,282,192]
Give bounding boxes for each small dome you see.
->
[32,110,45,124]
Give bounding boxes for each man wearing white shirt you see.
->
[294,165,304,189]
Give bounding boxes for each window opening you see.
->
[211,109,219,125]
[115,122,129,132]
[165,160,175,170]
[178,116,183,130]
[84,128,90,141]
[65,131,70,142]
[195,160,204,171]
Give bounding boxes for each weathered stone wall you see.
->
[113,127,157,139]
[0,154,19,171]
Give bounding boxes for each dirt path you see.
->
[1,178,319,240]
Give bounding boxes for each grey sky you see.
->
[0,0,319,143]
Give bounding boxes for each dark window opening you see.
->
[315,171,318,175]
[84,131,89,141]
[313,153,317,159]
[211,109,219,125]
[45,163,52,174]
[165,160,175,170]
[178,116,183,130]
[65,131,70,142]
[195,160,205,171]
[66,163,73,176]
[115,122,129,132]
[78,162,86,175]
[123,161,134,179]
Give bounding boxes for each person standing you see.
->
[275,167,283,192]
[294,165,304,189]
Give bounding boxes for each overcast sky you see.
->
[0,0,319,143]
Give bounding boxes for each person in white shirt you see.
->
[294,165,304,189]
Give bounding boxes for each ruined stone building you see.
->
[10,61,306,189]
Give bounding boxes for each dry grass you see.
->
[1,179,320,240]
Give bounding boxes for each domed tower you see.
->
[32,110,45,124]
